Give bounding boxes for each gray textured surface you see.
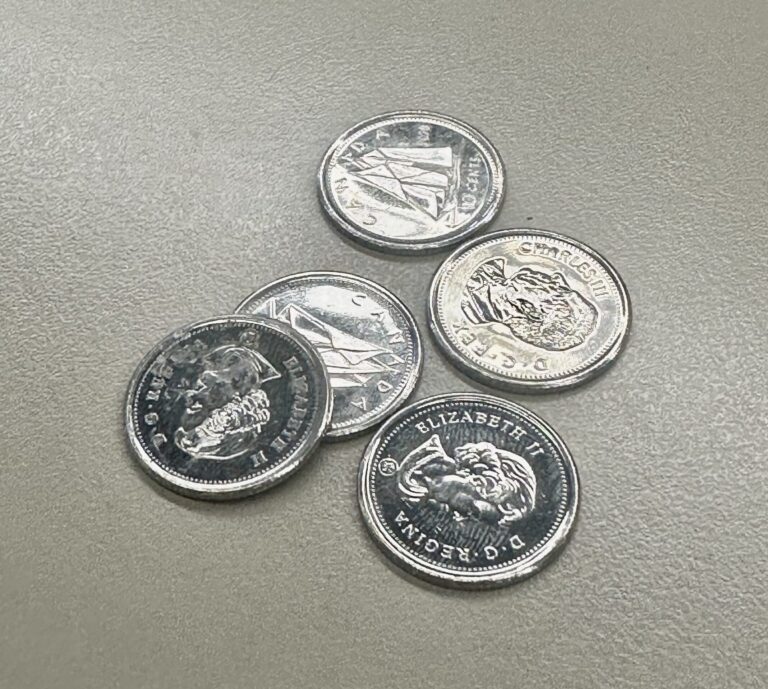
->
[1,2,766,687]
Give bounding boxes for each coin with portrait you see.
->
[125,316,332,499]
[429,229,631,391]
[358,393,579,589]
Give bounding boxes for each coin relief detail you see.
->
[319,112,504,252]
[429,230,631,391]
[126,317,331,499]
[236,272,422,438]
[358,394,579,588]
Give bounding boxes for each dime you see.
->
[318,111,505,253]
[358,393,579,589]
[429,229,631,391]
[125,316,332,499]
[236,272,422,438]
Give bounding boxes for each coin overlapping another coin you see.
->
[125,110,631,589]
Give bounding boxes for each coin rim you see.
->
[428,228,632,392]
[357,392,580,589]
[125,315,333,500]
[235,271,423,439]
[318,110,505,254]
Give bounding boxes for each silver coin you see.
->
[358,393,578,589]
[125,316,332,499]
[236,272,422,439]
[429,229,631,392]
[318,111,505,253]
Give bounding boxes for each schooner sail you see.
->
[256,299,401,389]
[348,146,455,219]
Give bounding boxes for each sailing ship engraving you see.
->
[255,298,402,389]
[347,146,460,221]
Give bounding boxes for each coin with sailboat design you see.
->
[319,111,505,253]
[236,272,422,438]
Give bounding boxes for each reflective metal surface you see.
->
[429,229,631,391]
[318,111,504,253]
[125,316,332,499]
[358,393,579,589]
[236,272,422,438]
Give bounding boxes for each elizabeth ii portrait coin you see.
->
[358,393,579,589]
[125,316,332,499]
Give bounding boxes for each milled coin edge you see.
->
[124,314,333,500]
[357,392,580,589]
[317,110,506,254]
[428,228,633,392]
[235,271,423,439]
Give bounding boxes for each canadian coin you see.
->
[358,393,579,589]
[318,111,505,253]
[429,229,631,391]
[125,316,332,499]
[236,272,422,438]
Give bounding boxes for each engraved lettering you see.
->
[534,242,559,258]
[499,352,517,369]
[377,380,394,394]
[460,192,477,210]
[470,339,492,357]
[440,544,455,560]
[251,450,269,468]
[269,358,309,452]
[509,425,527,441]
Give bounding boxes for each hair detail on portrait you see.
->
[461,257,598,351]
[395,435,536,526]
[174,345,281,461]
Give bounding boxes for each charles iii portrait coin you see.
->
[429,229,631,392]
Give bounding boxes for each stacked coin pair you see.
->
[126,111,631,589]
